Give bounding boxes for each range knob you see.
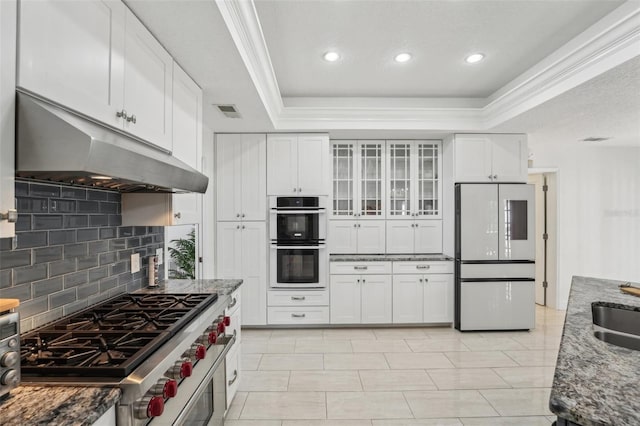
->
[1,370,19,386]
[166,359,192,380]
[0,351,19,368]
[184,343,207,360]
[223,315,231,327]
[216,320,226,335]
[207,330,218,344]
[151,378,178,398]
[133,395,164,419]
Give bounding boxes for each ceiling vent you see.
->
[214,104,241,118]
[580,137,611,142]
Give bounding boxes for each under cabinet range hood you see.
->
[16,93,208,193]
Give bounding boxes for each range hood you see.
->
[16,93,209,193]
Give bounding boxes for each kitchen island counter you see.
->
[135,278,243,296]
[550,276,640,426]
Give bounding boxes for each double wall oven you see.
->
[270,196,327,288]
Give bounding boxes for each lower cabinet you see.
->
[267,289,329,325]
[225,289,241,410]
[330,274,392,324]
[392,272,454,323]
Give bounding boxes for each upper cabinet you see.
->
[267,134,330,196]
[18,0,173,151]
[216,134,267,222]
[387,140,442,219]
[453,134,528,183]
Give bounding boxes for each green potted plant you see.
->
[168,229,196,279]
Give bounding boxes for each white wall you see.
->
[529,137,640,309]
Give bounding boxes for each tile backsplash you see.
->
[0,180,164,332]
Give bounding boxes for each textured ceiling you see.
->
[255,0,623,98]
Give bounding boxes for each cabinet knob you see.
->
[298,187,302,192]
[116,109,128,119]
[241,225,245,229]
[493,175,498,179]
[419,278,423,283]
[174,212,181,219]
[293,188,297,192]
[236,225,240,229]
[488,175,493,180]
[362,279,366,284]
[236,213,240,218]
[357,224,361,228]
[127,114,137,124]
[241,213,245,218]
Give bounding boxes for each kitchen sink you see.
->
[592,301,640,351]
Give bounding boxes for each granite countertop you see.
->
[550,276,640,426]
[330,254,453,262]
[0,279,242,425]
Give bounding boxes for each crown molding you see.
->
[216,0,640,131]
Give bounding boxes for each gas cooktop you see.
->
[20,293,218,378]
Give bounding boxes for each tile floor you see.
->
[226,305,565,426]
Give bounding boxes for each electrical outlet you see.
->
[131,253,140,273]
[156,248,163,265]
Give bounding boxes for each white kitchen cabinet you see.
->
[330,274,392,324]
[329,219,385,254]
[386,220,442,254]
[0,0,16,238]
[453,134,528,183]
[267,288,330,325]
[18,0,174,152]
[225,289,241,409]
[216,222,267,326]
[267,134,330,195]
[216,134,266,221]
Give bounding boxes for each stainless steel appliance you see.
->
[20,293,236,425]
[270,196,327,288]
[455,184,536,331]
[0,311,20,399]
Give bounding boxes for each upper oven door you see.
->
[269,196,326,243]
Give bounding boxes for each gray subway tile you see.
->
[32,307,64,328]
[88,240,109,255]
[0,283,32,301]
[20,317,34,333]
[14,263,48,285]
[64,215,88,228]
[77,281,100,299]
[15,181,29,196]
[17,197,48,213]
[99,227,117,239]
[30,183,60,197]
[77,228,99,242]
[33,215,64,230]
[0,249,31,270]
[110,261,129,275]
[34,246,63,264]
[134,227,147,236]
[63,299,89,316]
[50,288,77,308]
[0,238,12,251]
[117,249,133,261]
[17,296,48,318]
[117,271,132,286]
[89,215,109,227]
[32,277,64,298]
[88,266,108,282]
[141,236,153,246]
[109,239,126,250]
[100,276,119,292]
[126,237,141,248]
[88,291,113,305]
[77,200,99,213]
[49,259,76,277]
[0,269,11,288]
[16,231,48,249]
[87,190,109,201]
[109,284,128,297]
[118,227,134,237]
[107,192,120,202]
[99,202,118,214]
[127,280,143,293]
[49,199,76,213]
[64,243,87,259]
[63,270,88,288]
[99,251,117,265]
[16,214,31,231]
[154,234,164,244]
[109,215,122,226]
[49,230,76,245]
[61,187,86,199]
[77,256,99,270]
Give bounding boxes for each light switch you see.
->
[156,248,163,265]
[131,253,140,273]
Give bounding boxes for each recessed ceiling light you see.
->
[323,51,340,62]
[465,53,485,64]
[394,53,412,63]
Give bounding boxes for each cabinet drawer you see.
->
[225,343,240,409]
[330,261,391,275]
[268,306,330,325]
[268,290,329,306]
[225,289,241,316]
[393,261,453,275]
[225,307,241,345]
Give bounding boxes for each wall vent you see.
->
[214,104,241,118]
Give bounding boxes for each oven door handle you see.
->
[270,209,325,214]
[270,244,326,250]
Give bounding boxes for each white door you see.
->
[240,222,267,325]
[215,135,242,221]
[357,220,386,254]
[453,135,493,182]
[267,134,298,195]
[460,281,535,330]
[491,135,528,183]
[392,275,422,323]
[123,9,173,150]
[414,221,443,253]
[298,134,330,195]
[360,275,392,324]
[459,184,498,260]
[328,220,358,254]
[385,220,414,254]
[18,0,125,128]
[330,275,361,324]
[172,62,201,170]
[423,274,453,323]
[215,223,241,277]
[498,184,535,260]
[240,134,267,221]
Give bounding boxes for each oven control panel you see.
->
[0,312,20,398]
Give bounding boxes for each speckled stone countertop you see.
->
[330,254,453,262]
[550,276,640,426]
[0,279,242,425]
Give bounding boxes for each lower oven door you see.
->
[150,335,235,426]
[270,244,327,288]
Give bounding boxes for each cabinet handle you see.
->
[362,279,366,284]
[236,213,240,218]
[298,187,302,192]
[357,224,361,228]
[293,188,297,192]
[126,114,137,124]
[493,175,498,180]
[236,225,240,229]
[228,369,238,386]
[354,224,357,228]
[419,278,423,283]
[116,109,128,119]
[0,209,17,223]
[241,225,245,229]
[291,313,306,318]
[241,213,245,218]
[228,297,238,309]
[174,212,181,219]
[357,279,360,283]
[354,266,368,270]
[416,265,430,270]
[291,296,306,301]
[488,175,493,180]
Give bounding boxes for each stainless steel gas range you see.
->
[20,292,236,426]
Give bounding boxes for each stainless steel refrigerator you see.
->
[455,184,536,331]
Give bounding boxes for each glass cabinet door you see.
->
[359,142,383,217]
[387,142,412,217]
[416,142,440,217]
[332,142,354,216]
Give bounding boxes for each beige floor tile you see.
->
[226,421,282,426]
[289,370,363,391]
[406,339,470,352]
[404,390,499,418]
[238,370,291,391]
[324,329,377,340]
[443,351,518,368]
[373,420,463,426]
[427,368,510,390]
[324,353,389,370]
[460,416,553,425]
[511,334,562,350]
[241,329,273,340]
[327,391,413,419]
[422,328,464,339]
[270,329,325,340]
[351,339,411,353]
[243,340,296,354]
[296,339,354,353]
[359,369,437,391]
[241,392,326,419]
[385,352,454,369]
[372,328,430,339]
[503,350,559,367]
[283,421,372,426]
[480,388,553,416]
[242,353,262,370]
[226,391,248,420]
[259,354,324,370]
[460,337,528,351]
[493,366,556,388]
